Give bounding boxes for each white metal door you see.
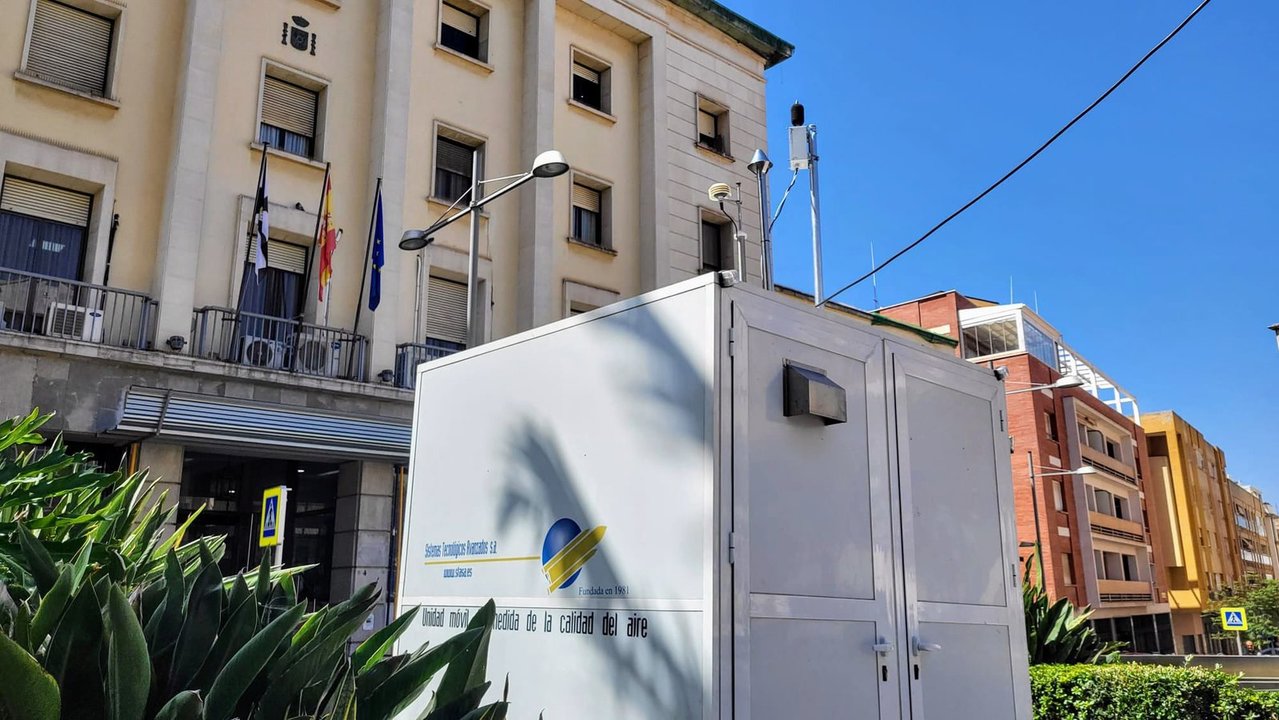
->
[886,341,1031,720]
[731,297,900,720]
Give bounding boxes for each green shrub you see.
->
[1030,663,1279,720]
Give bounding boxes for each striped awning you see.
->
[113,387,411,460]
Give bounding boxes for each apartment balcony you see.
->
[1080,444,1139,484]
[1098,579,1154,603]
[394,339,464,390]
[1090,511,1147,544]
[0,266,157,349]
[190,306,368,382]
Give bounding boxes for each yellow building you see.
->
[0,0,789,630]
[1229,480,1276,581]
[1143,410,1242,654]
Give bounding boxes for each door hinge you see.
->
[728,327,737,357]
[999,410,1006,431]
[728,531,738,564]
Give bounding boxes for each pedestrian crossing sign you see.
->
[1221,607,1248,631]
[259,486,287,548]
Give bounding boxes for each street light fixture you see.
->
[400,149,570,346]
[1026,456,1097,583]
[1005,374,1086,395]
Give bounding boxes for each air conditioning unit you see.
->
[294,335,342,378]
[394,346,419,389]
[241,335,286,370]
[44,303,103,343]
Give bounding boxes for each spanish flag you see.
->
[316,173,338,300]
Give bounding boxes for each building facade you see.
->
[1228,480,1277,581]
[879,291,1174,652]
[0,0,789,628]
[1142,410,1242,654]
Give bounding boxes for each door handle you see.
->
[913,638,941,655]
[872,641,893,656]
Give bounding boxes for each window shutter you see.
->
[436,137,475,176]
[697,108,718,138]
[441,3,479,36]
[26,0,112,96]
[571,62,600,84]
[426,276,468,345]
[1,176,92,227]
[245,239,308,275]
[261,76,318,138]
[572,183,600,213]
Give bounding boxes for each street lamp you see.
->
[1005,374,1086,395]
[400,149,570,346]
[1026,453,1097,583]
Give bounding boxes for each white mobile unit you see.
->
[396,275,1030,719]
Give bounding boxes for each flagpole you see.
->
[293,162,331,373]
[236,143,270,317]
[349,178,381,380]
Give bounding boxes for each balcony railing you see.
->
[394,339,464,389]
[190,306,368,382]
[0,267,157,349]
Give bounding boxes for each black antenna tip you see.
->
[790,102,805,127]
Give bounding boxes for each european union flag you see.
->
[369,186,384,311]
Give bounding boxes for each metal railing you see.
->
[190,307,368,382]
[394,339,464,389]
[0,266,157,349]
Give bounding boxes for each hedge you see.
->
[1030,663,1279,720]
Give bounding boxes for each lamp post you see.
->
[400,150,569,347]
[1004,374,1086,395]
[1027,454,1097,584]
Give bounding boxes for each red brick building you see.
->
[880,291,1173,652]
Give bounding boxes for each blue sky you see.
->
[722,1,1279,494]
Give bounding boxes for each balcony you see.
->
[1098,579,1154,603]
[394,339,464,390]
[0,267,157,349]
[1080,443,1138,484]
[1089,512,1146,543]
[190,307,368,382]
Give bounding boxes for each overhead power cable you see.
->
[819,0,1214,307]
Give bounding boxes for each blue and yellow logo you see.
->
[541,518,607,593]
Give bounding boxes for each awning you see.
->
[112,386,411,461]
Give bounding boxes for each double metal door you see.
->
[729,298,1029,719]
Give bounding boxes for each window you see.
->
[1093,488,1113,517]
[1121,554,1140,582]
[695,96,730,155]
[434,135,482,203]
[1062,553,1074,585]
[1105,438,1120,460]
[960,317,1020,359]
[0,176,91,281]
[237,239,307,342]
[425,275,468,349]
[1023,320,1060,369]
[700,218,733,273]
[23,0,116,97]
[571,180,608,248]
[1045,411,1058,441]
[570,49,610,113]
[259,73,320,159]
[439,1,487,61]
[1113,495,1128,521]
[1052,479,1065,512]
[1094,550,1105,580]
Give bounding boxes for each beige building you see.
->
[0,0,790,627]
[1143,410,1242,654]
[1229,480,1277,581]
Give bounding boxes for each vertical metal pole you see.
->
[466,151,481,348]
[413,254,423,343]
[1237,631,1244,656]
[807,126,824,306]
[755,169,773,291]
[1029,451,1045,584]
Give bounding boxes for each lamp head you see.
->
[399,230,435,251]
[1054,375,1086,389]
[1074,465,1099,476]
[531,150,569,178]
[747,149,773,176]
[708,182,733,203]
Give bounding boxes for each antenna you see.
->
[1034,291,1040,315]
[788,101,824,306]
[1009,276,1014,304]
[870,240,879,309]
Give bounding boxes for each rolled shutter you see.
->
[571,62,599,84]
[26,0,113,96]
[261,76,317,138]
[1,176,92,226]
[426,276,468,345]
[436,137,475,176]
[572,183,600,213]
[698,108,718,137]
[441,3,478,36]
[245,239,308,275]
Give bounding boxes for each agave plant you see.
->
[0,411,522,720]
[1022,554,1126,664]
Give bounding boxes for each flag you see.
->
[316,173,337,300]
[369,185,384,311]
[250,145,270,275]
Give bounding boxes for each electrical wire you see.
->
[819,0,1214,307]
[770,170,800,234]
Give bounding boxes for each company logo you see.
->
[541,518,607,593]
